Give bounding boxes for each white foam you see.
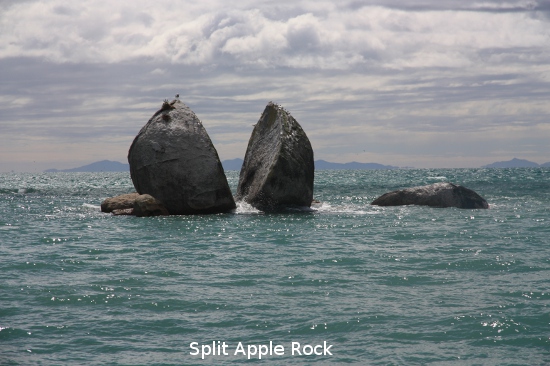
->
[82,203,101,210]
[314,202,379,215]
[233,201,262,214]
[286,205,316,212]
[233,201,319,214]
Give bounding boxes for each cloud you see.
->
[0,0,549,170]
[2,1,548,69]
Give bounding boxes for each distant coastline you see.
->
[43,157,550,172]
[44,160,130,173]
[44,159,398,172]
[222,159,399,171]
[481,158,550,168]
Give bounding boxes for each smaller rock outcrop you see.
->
[133,194,169,217]
[371,182,489,209]
[236,102,314,210]
[101,193,168,216]
[101,193,140,213]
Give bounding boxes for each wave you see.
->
[82,203,101,210]
[233,201,262,214]
[233,201,318,214]
[0,187,39,194]
[313,201,380,215]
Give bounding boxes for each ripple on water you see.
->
[0,170,549,365]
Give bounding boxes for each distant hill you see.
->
[221,158,244,171]
[222,158,397,171]
[541,162,550,167]
[45,160,129,172]
[314,160,397,170]
[45,158,400,173]
[482,158,540,168]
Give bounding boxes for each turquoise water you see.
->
[1,169,549,365]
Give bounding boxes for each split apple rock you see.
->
[128,99,235,215]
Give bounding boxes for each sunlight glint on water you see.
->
[0,169,549,365]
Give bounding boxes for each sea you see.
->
[1,168,548,365]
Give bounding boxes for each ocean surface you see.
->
[1,169,549,365]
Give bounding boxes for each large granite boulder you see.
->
[128,99,236,215]
[101,192,140,213]
[236,102,314,210]
[371,182,489,209]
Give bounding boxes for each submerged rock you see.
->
[371,182,489,209]
[133,194,169,217]
[128,99,236,215]
[101,192,140,213]
[236,102,314,210]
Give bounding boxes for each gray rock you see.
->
[128,100,236,215]
[371,182,489,209]
[236,102,314,210]
[133,194,169,217]
[101,192,140,213]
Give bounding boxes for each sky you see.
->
[1,0,549,171]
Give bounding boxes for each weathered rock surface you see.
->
[128,100,236,215]
[371,182,489,209]
[236,102,314,210]
[133,194,169,217]
[112,208,134,216]
[101,192,140,213]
